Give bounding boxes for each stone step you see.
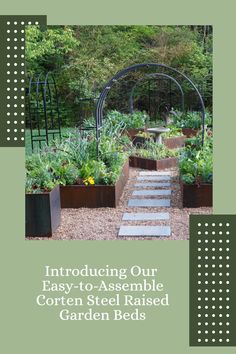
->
[118,225,171,237]
[132,189,171,196]
[134,182,171,188]
[122,212,170,221]
[139,171,171,176]
[128,199,171,207]
[137,176,171,181]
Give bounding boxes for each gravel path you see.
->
[26,167,212,241]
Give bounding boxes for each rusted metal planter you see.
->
[60,161,129,208]
[129,155,178,170]
[163,135,186,149]
[182,128,199,137]
[25,185,61,237]
[181,181,213,207]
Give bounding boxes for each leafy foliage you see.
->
[25,152,60,193]
[162,125,183,138]
[172,110,212,129]
[25,116,130,192]
[179,135,213,184]
[133,140,177,160]
[26,26,79,75]
[26,25,213,126]
[105,110,149,130]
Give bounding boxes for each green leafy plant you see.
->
[105,110,149,130]
[26,116,130,191]
[55,131,96,167]
[162,125,183,138]
[25,153,59,193]
[133,140,177,160]
[179,137,213,185]
[172,110,212,129]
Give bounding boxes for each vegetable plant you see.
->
[132,140,178,160]
[105,110,149,130]
[26,114,130,192]
[179,135,213,185]
[25,152,59,193]
[162,125,184,138]
[172,110,212,129]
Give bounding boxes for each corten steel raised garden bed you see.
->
[180,181,212,207]
[182,128,199,138]
[26,185,61,237]
[129,156,178,170]
[163,136,186,149]
[60,160,129,208]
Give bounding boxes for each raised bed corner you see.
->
[181,181,213,207]
[163,136,186,149]
[60,160,129,208]
[182,128,199,138]
[129,156,178,170]
[25,185,61,237]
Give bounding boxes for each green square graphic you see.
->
[190,215,236,346]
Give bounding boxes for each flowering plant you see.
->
[83,177,95,186]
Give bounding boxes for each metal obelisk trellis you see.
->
[27,72,61,152]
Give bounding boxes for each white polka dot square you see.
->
[190,216,234,346]
[1,16,46,146]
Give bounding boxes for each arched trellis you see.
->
[27,72,61,152]
[129,72,185,114]
[95,63,205,155]
[201,72,212,110]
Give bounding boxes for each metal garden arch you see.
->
[95,63,205,152]
[129,72,185,114]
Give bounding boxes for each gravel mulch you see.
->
[26,167,212,241]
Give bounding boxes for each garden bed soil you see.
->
[182,128,199,137]
[60,160,129,208]
[25,185,61,237]
[129,155,178,170]
[163,135,186,149]
[181,181,212,207]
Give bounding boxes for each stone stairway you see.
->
[118,171,172,237]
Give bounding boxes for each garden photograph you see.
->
[25,25,213,240]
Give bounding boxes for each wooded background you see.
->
[26,25,213,126]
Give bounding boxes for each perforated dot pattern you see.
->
[0,16,46,147]
[190,215,236,346]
